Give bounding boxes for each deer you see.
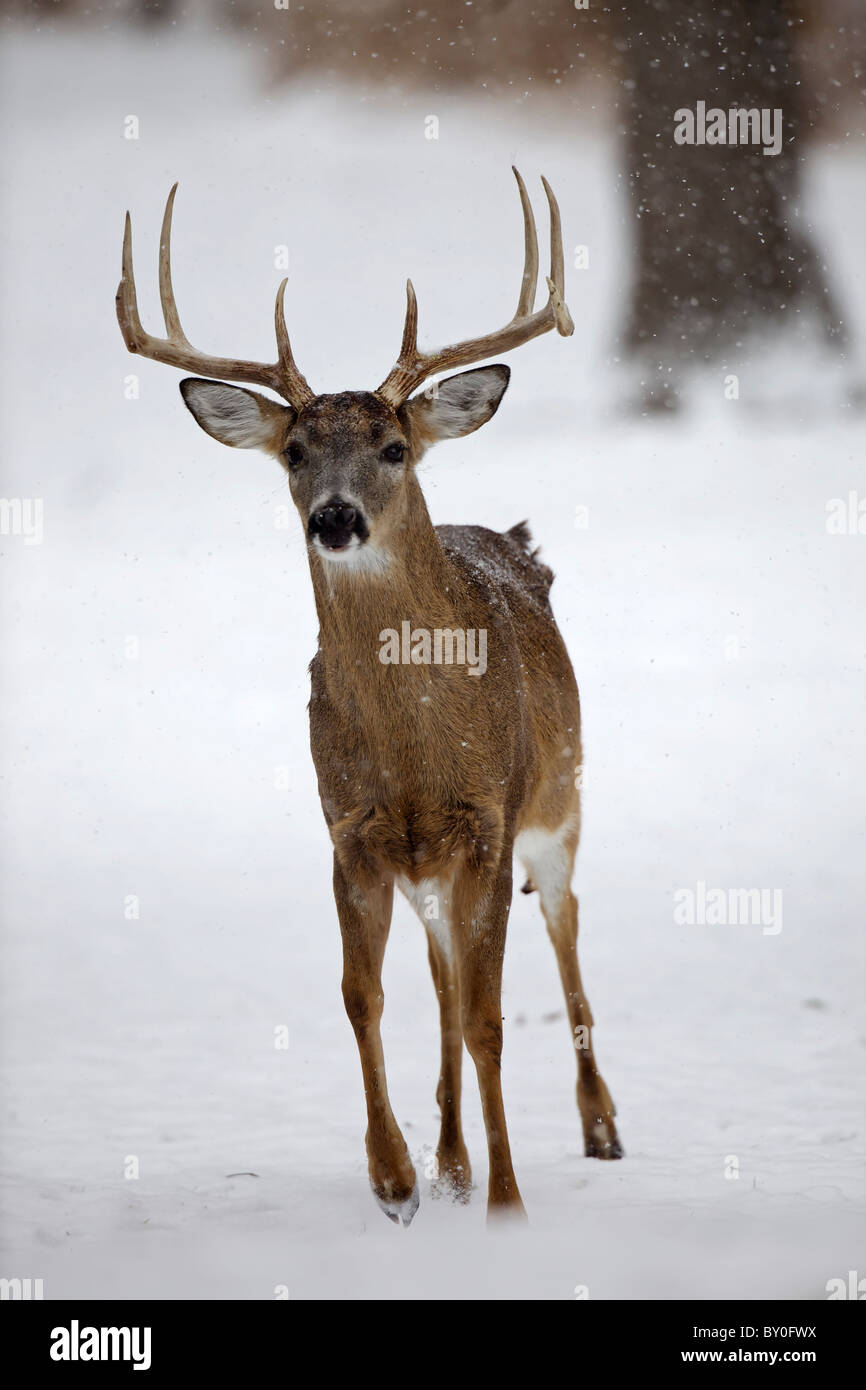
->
[116,169,623,1225]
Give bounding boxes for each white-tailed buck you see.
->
[116,170,622,1224]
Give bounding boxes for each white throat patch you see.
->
[311,535,394,576]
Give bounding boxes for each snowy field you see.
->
[1,24,864,1300]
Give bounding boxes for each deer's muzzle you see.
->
[308,497,369,552]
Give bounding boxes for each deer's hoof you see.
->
[585,1125,624,1160]
[431,1162,472,1205]
[486,1196,529,1226]
[375,1183,420,1227]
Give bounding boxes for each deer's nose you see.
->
[308,498,366,550]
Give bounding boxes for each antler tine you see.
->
[541,174,574,336]
[275,279,315,407]
[158,183,188,343]
[398,279,419,365]
[115,186,315,407]
[373,280,421,405]
[375,170,574,409]
[117,211,144,352]
[511,166,539,320]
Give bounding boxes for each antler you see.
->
[375,168,574,408]
[116,184,315,408]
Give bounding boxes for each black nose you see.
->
[308,498,367,550]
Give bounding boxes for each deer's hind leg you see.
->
[516,819,623,1160]
[398,877,471,1201]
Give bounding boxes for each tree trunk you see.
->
[607,0,845,403]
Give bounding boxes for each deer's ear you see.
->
[400,365,510,449]
[180,379,294,452]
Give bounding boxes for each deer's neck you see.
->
[309,477,462,707]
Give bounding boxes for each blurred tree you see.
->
[229,0,588,91]
[135,0,176,21]
[604,0,849,407]
[9,0,859,400]
[233,0,861,403]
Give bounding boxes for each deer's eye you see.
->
[285,442,305,468]
[381,442,405,463]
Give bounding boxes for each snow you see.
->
[0,23,864,1300]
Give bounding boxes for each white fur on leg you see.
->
[397,875,453,963]
[514,815,579,913]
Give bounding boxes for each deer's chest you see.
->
[310,651,516,879]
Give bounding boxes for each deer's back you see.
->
[435,521,582,835]
[434,520,554,610]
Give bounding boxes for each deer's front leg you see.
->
[333,855,419,1226]
[453,856,526,1221]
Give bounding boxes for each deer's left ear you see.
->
[180,378,295,452]
[400,365,510,450]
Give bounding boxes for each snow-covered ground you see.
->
[1,23,864,1300]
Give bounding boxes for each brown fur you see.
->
[118,178,619,1223]
[170,380,622,1220]
[299,411,621,1217]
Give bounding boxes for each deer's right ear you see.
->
[179,379,294,453]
